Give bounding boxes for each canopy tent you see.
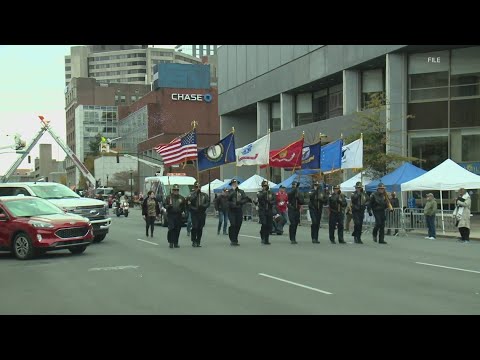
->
[201,179,225,196]
[213,176,245,193]
[271,173,312,193]
[366,163,427,193]
[401,159,480,234]
[238,174,276,193]
[340,172,372,192]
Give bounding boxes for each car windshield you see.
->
[4,198,64,217]
[164,185,191,198]
[29,184,80,199]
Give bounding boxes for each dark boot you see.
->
[169,243,174,248]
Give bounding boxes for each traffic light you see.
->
[116,152,120,163]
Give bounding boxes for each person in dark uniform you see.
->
[328,185,347,244]
[386,192,400,236]
[287,181,303,244]
[309,180,327,244]
[142,190,161,238]
[214,188,229,235]
[164,184,186,248]
[350,181,369,244]
[255,179,276,245]
[188,181,210,247]
[367,183,391,244]
[227,179,252,246]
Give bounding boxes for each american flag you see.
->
[155,129,198,165]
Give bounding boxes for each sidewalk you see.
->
[400,214,480,241]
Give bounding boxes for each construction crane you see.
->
[106,149,164,176]
[0,116,97,188]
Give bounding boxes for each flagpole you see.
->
[192,120,200,182]
[295,131,305,185]
[360,133,363,185]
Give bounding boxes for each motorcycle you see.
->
[116,201,129,217]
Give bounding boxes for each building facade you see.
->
[218,45,480,210]
[175,45,219,58]
[65,45,202,87]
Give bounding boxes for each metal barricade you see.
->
[385,208,403,231]
[403,208,456,232]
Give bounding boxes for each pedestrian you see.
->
[423,193,437,240]
[274,185,289,235]
[309,180,327,244]
[164,184,186,248]
[227,179,252,246]
[386,192,400,236]
[350,181,369,244]
[142,190,161,238]
[345,202,353,232]
[255,179,276,245]
[453,188,471,243]
[367,183,392,244]
[214,188,229,235]
[328,185,347,244]
[287,181,303,244]
[188,181,210,247]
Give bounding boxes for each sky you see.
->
[0,45,175,176]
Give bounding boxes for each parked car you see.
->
[0,182,111,242]
[0,196,94,260]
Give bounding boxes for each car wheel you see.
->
[69,245,87,255]
[12,232,35,260]
[93,234,107,243]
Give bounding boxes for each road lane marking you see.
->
[239,235,261,239]
[415,262,480,274]
[88,265,139,272]
[258,273,333,295]
[136,238,159,246]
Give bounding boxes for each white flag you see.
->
[341,138,363,169]
[235,134,270,166]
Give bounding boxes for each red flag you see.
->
[266,138,304,169]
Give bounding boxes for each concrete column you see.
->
[386,53,408,157]
[343,69,361,115]
[280,93,295,180]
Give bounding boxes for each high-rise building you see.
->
[175,45,219,58]
[64,45,202,87]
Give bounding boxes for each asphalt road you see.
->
[1,209,479,314]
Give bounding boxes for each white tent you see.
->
[401,159,480,192]
[201,179,225,196]
[340,172,372,192]
[401,159,480,233]
[239,174,276,193]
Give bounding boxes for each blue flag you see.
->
[320,139,343,172]
[197,132,236,171]
[301,143,321,169]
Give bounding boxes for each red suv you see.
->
[0,196,94,260]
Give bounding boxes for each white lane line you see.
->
[89,265,139,272]
[415,262,480,274]
[239,235,261,239]
[258,273,333,295]
[136,238,159,246]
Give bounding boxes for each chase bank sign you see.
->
[171,93,213,103]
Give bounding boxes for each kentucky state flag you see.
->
[197,132,236,171]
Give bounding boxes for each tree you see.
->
[108,170,139,193]
[59,175,67,186]
[89,133,104,157]
[345,93,417,179]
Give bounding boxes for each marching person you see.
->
[142,190,161,238]
[287,181,303,244]
[453,188,471,243]
[386,192,400,236]
[214,188,229,235]
[227,179,252,246]
[274,185,289,235]
[328,185,347,244]
[424,193,437,240]
[164,184,186,249]
[309,180,327,244]
[188,181,210,247]
[367,183,391,244]
[255,180,276,245]
[350,181,369,244]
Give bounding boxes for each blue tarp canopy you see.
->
[365,163,427,193]
[213,176,245,193]
[271,173,313,193]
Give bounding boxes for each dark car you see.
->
[0,196,94,260]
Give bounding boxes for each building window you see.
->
[361,69,385,109]
[451,46,480,99]
[450,98,480,128]
[328,84,343,118]
[411,136,448,170]
[462,134,480,161]
[270,168,281,184]
[312,89,328,121]
[408,51,449,102]
[270,102,281,132]
[295,93,313,126]
[408,101,448,130]
[120,95,126,104]
[65,58,71,64]
[131,95,137,102]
